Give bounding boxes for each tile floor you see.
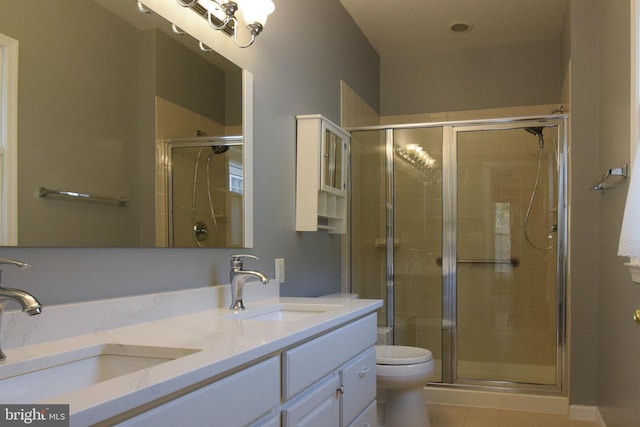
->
[427,404,599,427]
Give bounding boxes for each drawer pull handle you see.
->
[357,367,370,377]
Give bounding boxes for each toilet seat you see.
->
[375,345,432,365]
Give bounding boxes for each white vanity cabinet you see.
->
[281,313,377,427]
[296,114,350,234]
[108,313,377,427]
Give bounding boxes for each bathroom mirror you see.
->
[0,0,252,248]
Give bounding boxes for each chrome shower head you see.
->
[211,145,230,155]
[524,127,544,138]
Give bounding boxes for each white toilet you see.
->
[375,345,434,427]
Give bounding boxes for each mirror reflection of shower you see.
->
[167,134,244,248]
[523,126,558,250]
[192,143,229,246]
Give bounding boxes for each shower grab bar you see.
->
[436,257,520,267]
[591,165,627,192]
[39,187,129,207]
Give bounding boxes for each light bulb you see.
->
[198,0,222,13]
[237,0,275,26]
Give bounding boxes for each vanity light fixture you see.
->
[177,0,275,48]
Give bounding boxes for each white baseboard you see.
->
[569,405,607,426]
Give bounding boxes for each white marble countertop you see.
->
[0,283,382,426]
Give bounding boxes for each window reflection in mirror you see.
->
[0,0,251,248]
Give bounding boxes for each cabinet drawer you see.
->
[340,347,376,426]
[347,400,377,427]
[117,356,280,427]
[282,314,377,399]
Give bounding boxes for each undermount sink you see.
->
[225,303,342,322]
[0,343,200,404]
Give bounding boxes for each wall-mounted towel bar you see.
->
[436,257,520,267]
[39,187,129,206]
[591,165,628,192]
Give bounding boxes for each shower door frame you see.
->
[444,118,568,392]
[349,115,568,394]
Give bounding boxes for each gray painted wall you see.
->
[566,0,601,406]
[380,39,563,115]
[0,0,379,304]
[595,1,640,425]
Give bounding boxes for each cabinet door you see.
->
[282,373,340,427]
[340,348,376,426]
[256,415,280,427]
[321,120,347,195]
[347,401,377,427]
[116,356,279,427]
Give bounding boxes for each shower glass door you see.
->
[393,127,444,382]
[453,125,561,387]
[349,118,566,392]
[351,127,444,382]
[350,129,388,324]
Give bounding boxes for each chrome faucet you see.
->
[229,254,269,311]
[0,258,43,361]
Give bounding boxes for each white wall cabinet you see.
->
[296,114,350,234]
[112,314,376,427]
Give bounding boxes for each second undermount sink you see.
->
[0,343,200,404]
[225,303,342,322]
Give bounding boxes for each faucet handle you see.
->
[0,258,31,270]
[0,258,31,286]
[230,254,259,269]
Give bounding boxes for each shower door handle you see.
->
[435,257,520,267]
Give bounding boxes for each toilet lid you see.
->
[375,345,432,365]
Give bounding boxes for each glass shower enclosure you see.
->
[350,117,567,392]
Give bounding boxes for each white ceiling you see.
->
[339,0,569,57]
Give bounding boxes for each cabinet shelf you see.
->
[295,115,349,234]
[318,214,342,220]
[317,225,336,231]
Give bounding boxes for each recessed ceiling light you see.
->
[449,21,473,33]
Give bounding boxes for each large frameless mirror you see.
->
[0,0,252,248]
